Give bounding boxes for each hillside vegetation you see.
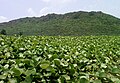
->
[0,11,120,36]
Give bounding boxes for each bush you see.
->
[0,29,7,35]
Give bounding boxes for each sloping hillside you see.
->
[0,11,120,36]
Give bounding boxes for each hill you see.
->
[0,11,120,36]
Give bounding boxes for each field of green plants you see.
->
[0,35,120,83]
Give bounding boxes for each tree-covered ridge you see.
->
[0,11,120,36]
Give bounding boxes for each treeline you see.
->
[0,29,23,36]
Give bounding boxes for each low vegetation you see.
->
[0,35,120,83]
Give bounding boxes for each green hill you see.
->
[0,11,120,36]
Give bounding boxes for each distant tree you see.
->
[0,29,7,35]
[89,11,95,16]
[18,32,23,36]
[97,11,102,13]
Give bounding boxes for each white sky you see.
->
[0,0,120,23]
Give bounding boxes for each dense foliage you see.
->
[0,11,120,36]
[0,35,120,83]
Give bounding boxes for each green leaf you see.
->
[52,54,58,59]
[46,66,56,73]
[48,54,52,58]
[58,76,65,83]
[25,68,36,76]
[79,77,89,83]
[23,59,30,65]
[116,80,120,83]
[43,72,52,77]
[19,48,25,51]
[25,76,32,83]
[64,55,70,59]
[99,72,106,78]
[101,63,107,68]
[69,69,75,75]
[40,61,50,69]
[0,75,6,79]
[21,76,32,83]
[62,75,70,81]
[93,79,102,83]
[4,64,9,69]
[19,53,24,58]
[8,78,17,83]
[12,67,22,76]
[112,68,120,74]
[111,77,120,83]
[54,59,60,66]
[16,59,21,65]
[0,81,4,83]
[5,52,10,58]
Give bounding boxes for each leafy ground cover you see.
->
[0,35,120,83]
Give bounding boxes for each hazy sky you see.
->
[0,0,120,23]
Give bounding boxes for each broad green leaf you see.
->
[58,76,66,83]
[54,59,60,66]
[0,81,4,83]
[40,61,50,69]
[79,77,89,83]
[116,80,120,83]
[93,79,102,83]
[69,69,75,75]
[62,75,70,81]
[24,76,32,83]
[8,78,17,83]
[60,61,68,67]
[99,72,106,77]
[48,54,52,58]
[23,59,30,65]
[25,69,36,76]
[5,52,10,58]
[21,76,32,83]
[43,72,52,77]
[19,48,25,51]
[12,68,22,76]
[112,68,120,74]
[46,66,56,73]
[111,77,120,83]
[101,63,107,68]
[0,75,6,79]
[73,64,77,67]
[52,54,58,59]
[64,55,70,59]
[19,53,24,58]
[4,64,9,69]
